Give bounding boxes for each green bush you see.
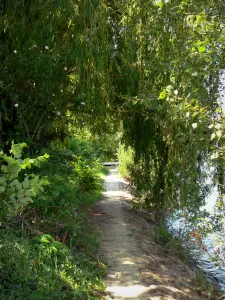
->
[0,140,107,299]
[0,230,105,299]
[155,225,191,262]
[34,139,105,212]
[117,144,134,179]
[0,142,49,221]
[155,225,173,246]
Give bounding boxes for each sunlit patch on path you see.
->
[107,285,148,299]
[94,167,149,299]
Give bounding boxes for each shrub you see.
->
[0,230,105,299]
[155,225,191,262]
[117,144,134,179]
[0,142,49,221]
[0,139,107,299]
[34,139,105,212]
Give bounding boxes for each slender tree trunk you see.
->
[152,145,169,225]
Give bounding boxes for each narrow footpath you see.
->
[91,167,221,300]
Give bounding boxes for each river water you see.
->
[168,186,225,293]
[116,161,225,293]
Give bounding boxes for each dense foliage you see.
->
[0,0,112,148]
[115,0,225,217]
[1,0,225,296]
[2,0,224,213]
[0,141,107,299]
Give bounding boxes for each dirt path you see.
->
[91,168,221,300]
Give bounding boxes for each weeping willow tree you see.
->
[0,0,112,148]
[1,0,225,219]
[107,0,225,219]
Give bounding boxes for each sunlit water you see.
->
[169,186,225,293]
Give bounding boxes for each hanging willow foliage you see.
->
[107,0,225,216]
[0,0,111,146]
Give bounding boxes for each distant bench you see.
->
[102,162,119,166]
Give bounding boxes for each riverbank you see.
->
[91,167,223,299]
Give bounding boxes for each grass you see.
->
[154,225,222,299]
[0,228,106,299]
[0,193,107,299]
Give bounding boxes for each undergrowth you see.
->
[0,139,107,299]
[154,225,192,263]
[154,225,222,299]
[117,144,133,180]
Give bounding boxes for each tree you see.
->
[1,0,225,220]
[0,0,110,148]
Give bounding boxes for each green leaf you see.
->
[170,77,176,84]
[39,177,49,186]
[192,72,198,77]
[15,182,23,191]
[17,189,25,199]
[7,163,20,176]
[26,189,36,197]
[216,107,222,113]
[22,177,30,189]
[198,46,206,53]
[0,176,7,184]
[9,193,16,202]
[22,196,33,204]
[216,130,222,138]
[155,0,164,8]
[211,133,216,140]
[30,176,40,185]
[10,179,19,187]
[21,160,32,169]
[40,234,54,243]
[211,152,219,160]
[166,85,173,91]
[159,90,166,99]
[10,142,27,159]
[0,186,5,193]
[3,156,15,165]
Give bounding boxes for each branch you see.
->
[20,114,32,141]
[31,111,47,140]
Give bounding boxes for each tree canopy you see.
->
[1,0,225,216]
